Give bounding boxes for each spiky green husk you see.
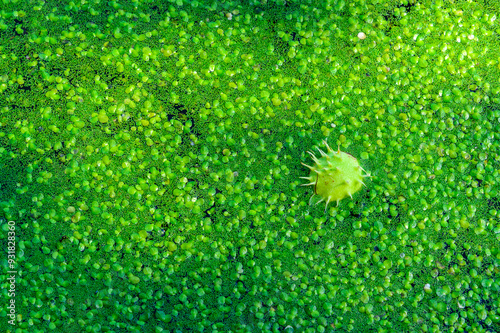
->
[301,140,370,212]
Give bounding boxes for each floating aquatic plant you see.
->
[1,0,500,332]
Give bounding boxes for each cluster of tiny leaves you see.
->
[0,0,500,332]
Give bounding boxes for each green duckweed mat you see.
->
[1,0,499,332]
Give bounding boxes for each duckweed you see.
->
[1,0,500,332]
